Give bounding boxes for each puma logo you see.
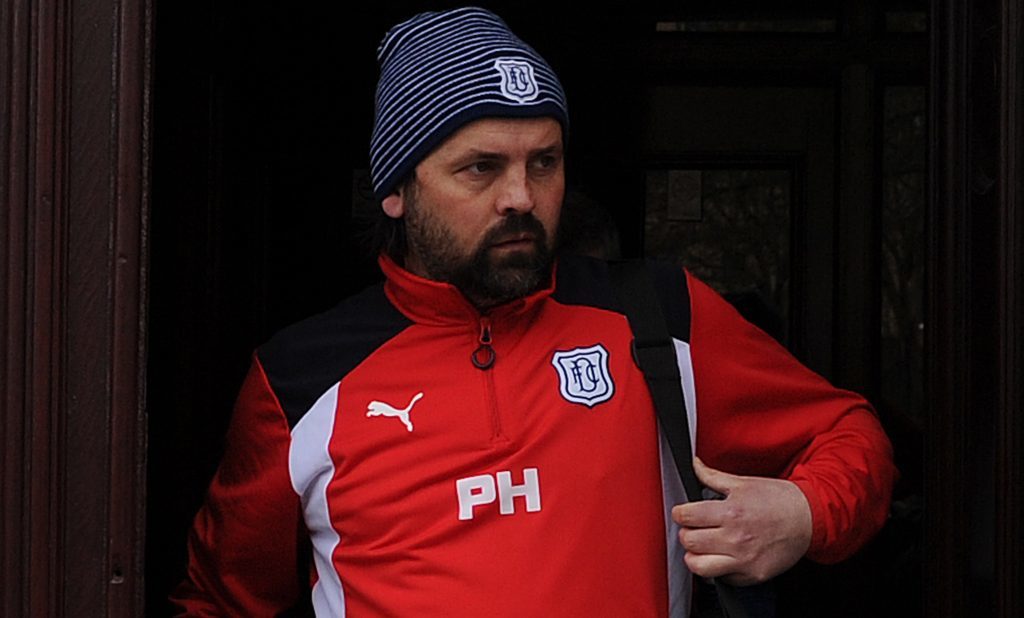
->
[366,392,424,432]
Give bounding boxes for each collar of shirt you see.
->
[378,253,557,328]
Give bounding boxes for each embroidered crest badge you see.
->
[551,345,615,408]
[493,58,540,103]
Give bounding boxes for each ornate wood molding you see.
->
[995,2,1023,614]
[1,0,150,614]
[928,0,1023,616]
[2,1,69,614]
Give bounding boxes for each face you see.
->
[382,117,565,308]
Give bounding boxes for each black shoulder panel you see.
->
[258,283,412,429]
[553,254,692,344]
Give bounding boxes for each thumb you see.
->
[693,456,740,495]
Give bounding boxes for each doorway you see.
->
[146,2,928,615]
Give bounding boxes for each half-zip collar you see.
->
[379,254,556,328]
[472,318,496,369]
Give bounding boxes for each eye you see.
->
[532,153,560,172]
[463,160,496,175]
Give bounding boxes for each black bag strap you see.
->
[608,259,772,618]
[607,259,702,501]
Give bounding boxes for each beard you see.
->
[404,192,555,309]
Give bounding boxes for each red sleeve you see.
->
[170,355,305,616]
[686,272,896,564]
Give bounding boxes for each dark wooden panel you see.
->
[64,0,118,613]
[0,0,150,615]
[995,2,1023,614]
[1,0,67,615]
[926,1,974,615]
[106,0,151,612]
[928,0,1024,617]
[63,0,151,612]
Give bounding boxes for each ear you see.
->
[381,192,405,219]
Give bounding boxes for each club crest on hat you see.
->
[551,344,615,408]
[494,58,540,103]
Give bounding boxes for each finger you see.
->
[672,500,731,528]
[684,551,738,579]
[677,526,723,555]
[693,457,741,495]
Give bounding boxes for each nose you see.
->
[494,167,534,216]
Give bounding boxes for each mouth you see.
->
[481,214,549,257]
[490,233,537,251]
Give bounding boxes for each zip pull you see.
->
[472,319,496,370]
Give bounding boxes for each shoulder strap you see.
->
[608,259,773,618]
[607,260,701,501]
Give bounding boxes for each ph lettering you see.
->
[456,468,541,521]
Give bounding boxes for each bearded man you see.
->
[173,7,895,617]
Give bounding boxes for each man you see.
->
[173,7,895,616]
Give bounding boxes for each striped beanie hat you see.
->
[369,7,569,201]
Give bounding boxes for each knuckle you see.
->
[723,504,745,522]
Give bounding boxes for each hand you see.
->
[671,457,812,586]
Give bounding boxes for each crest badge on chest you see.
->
[551,344,615,408]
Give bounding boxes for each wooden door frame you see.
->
[927,0,1023,616]
[1,0,150,615]
[2,0,1021,615]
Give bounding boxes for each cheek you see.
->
[536,187,565,235]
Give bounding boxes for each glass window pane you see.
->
[645,168,791,343]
